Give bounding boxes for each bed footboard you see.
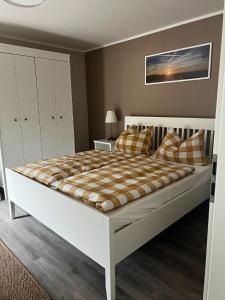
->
[5,168,112,268]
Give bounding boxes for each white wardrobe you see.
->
[0,44,75,191]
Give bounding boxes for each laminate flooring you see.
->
[0,199,209,300]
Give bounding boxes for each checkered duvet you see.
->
[13,150,133,186]
[51,155,195,212]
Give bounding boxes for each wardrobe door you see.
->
[0,53,24,169]
[35,58,58,159]
[14,55,42,163]
[53,60,75,155]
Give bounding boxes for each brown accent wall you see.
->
[0,36,89,152]
[86,15,223,144]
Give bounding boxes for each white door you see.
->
[0,53,24,170]
[53,60,75,155]
[35,58,58,159]
[14,55,42,163]
[203,5,225,299]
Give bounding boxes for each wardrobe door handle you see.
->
[14,118,18,122]
[52,116,55,120]
[24,118,28,121]
[60,115,63,119]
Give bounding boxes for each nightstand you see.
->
[94,139,116,152]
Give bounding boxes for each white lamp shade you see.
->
[105,110,117,123]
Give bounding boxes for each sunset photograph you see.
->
[145,43,212,84]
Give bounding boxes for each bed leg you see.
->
[3,180,15,220]
[9,200,16,220]
[105,218,116,300]
[105,264,115,300]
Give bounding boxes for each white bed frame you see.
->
[5,116,214,300]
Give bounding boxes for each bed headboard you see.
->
[124,116,215,158]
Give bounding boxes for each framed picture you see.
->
[145,42,212,85]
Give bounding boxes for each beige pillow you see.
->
[114,126,153,154]
[154,129,208,165]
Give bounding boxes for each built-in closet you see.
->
[0,44,75,193]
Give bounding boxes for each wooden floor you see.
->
[0,199,209,300]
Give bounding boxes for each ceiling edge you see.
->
[85,10,224,53]
[0,33,84,53]
[0,9,223,53]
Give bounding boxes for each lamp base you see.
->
[107,137,116,141]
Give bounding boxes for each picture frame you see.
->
[145,42,212,85]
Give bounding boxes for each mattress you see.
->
[107,164,211,231]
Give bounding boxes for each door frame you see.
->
[203,5,225,300]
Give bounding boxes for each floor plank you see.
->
[0,199,209,300]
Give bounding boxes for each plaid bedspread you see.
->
[13,150,133,186]
[51,156,195,212]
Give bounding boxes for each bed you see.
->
[5,116,214,300]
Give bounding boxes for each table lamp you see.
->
[105,110,117,140]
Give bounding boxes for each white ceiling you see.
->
[0,0,223,52]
